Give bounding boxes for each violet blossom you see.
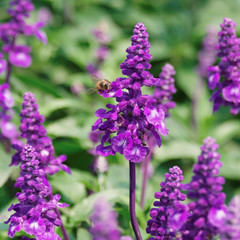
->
[0,83,18,142]
[197,27,218,79]
[146,166,187,240]
[208,18,240,115]
[90,198,120,240]
[0,52,7,74]
[5,145,68,239]
[181,137,227,240]
[140,63,176,208]
[11,92,71,176]
[153,63,176,117]
[220,195,240,239]
[92,22,169,163]
[89,130,108,174]
[86,21,111,77]
[0,0,47,82]
[37,7,52,25]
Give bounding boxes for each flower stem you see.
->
[55,207,70,240]
[129,161,142,240]
[5,37,16,85]
[140,151,152,209]
[49,192,69,240]
[191,76,204,132]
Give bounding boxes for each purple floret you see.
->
[85,21,111,78]
[181,137,227,240]
[5,145,68,239]
[11,92,71,175]
[220,195,240,239]
[90,198,120,240]
[92,22,169,163]
[208,18,240,115]
[153,63,176,117]
[197,27,218,79]
[0,0,47,73]
[0,83,18,141]
[146,166,187,240]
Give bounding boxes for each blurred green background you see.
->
[0,0,240,239]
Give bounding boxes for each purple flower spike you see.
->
[5,145,68,239]
[92,22,169,163]
[0,0,48,86]
[0,53,7,74]
[11,92,71,175]
[197,27,218,78]
[208,18,240,114]
[86,21,111,77]
[153,63,176,117]
[181,137,227,240]
[90,198,120,240]
[146,166,187,240]
[220,195,240,239]
[0,83,18,141]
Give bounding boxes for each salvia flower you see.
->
[146,166,187,240]
[0,0,47,75]
[208,18,240,114]
[5,145,68,239]
[197,27,218,79]
[86,21,111,77]
[181,137,226,240]
[90,198,120,240]
[153,63,176,117]
[0,83,18,140]
[37,7,52,25]
[89,130,108,174]
[220,195,240,239]
[92,22,169,163]
[0,52,7,74]
[11,92,71,175]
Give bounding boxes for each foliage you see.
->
[0,0,240,239]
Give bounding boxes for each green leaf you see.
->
[0,147,15,188]
[77,228,92,240]
[46,117,83,138]
[154,140,200,162]
[211,120,240,145]
[106,165,129,197]
[49,171,87,204]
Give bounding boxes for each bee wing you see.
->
[86,88,97,95]
[90,74,101,83]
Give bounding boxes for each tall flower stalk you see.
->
[140,63,176,209]
[0,0,47,83]
[0,0,47,150]
[5,145,69,239]
[9,92,71,239]
[0,83,18,150]
[191,27,217,129]
[90,198,121,240]
[181,137,226,240]
[208,18,240,115]
[11,92,71,176]
[146,166,187,240]
[89,130,108,189]
[220,195,240,239]
[92,22,169,239]
[86,20,111,77]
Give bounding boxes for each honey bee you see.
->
[88,74,111,94]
